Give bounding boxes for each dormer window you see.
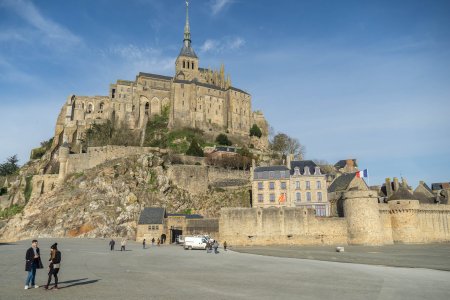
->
[294,167,300,176]
[304,167,311,175]
[314,167,321,175]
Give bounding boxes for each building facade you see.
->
[51,1,268,156]
[251,159,329,216]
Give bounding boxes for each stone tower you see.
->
[175,1,199,81]
[342,179,384,245]
[388,181,421,243]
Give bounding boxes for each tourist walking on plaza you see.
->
[157,238,160,246]
[109,238,115,251]
[151,238,155,246]
[143,239,146,249]
[223,241,227,251]
[213,241,219,254]
[44,243,61,290]
[24,239,43,289]
[121,238,127,251]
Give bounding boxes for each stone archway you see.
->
[151,97,161,116]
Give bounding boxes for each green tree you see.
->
[215,133,232,146]
[186,139,204,157]
[249,124,262,138]
[0,155,20,176]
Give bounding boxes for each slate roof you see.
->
[388,186,417,201]
[334,159,357,169]
[138,72,173,81]
[179,44,198,58]
[138,207,166,225]
[328,173,357,193]
[431,182,450,191]
[289,160,318,175]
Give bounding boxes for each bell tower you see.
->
[175,0,199,81]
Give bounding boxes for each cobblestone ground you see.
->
[1,239,449,300]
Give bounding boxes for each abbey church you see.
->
[52,2,268,154]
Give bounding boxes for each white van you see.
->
[184,236,207,250]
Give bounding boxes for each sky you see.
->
[0,0,449,187]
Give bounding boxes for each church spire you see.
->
[178,0,197,58]
[184,1,191,47]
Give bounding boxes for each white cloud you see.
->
[2,0,81,47]
[210,0,234,15]
[200,37,245,53]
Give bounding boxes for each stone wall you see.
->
[167,165,250,194]
[219,207,348,246]
[378,204,394,244]
[417,204,450,243]
[64,146,164,175]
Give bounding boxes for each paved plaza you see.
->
[1,239,450,300]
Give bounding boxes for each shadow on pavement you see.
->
[60,279,100,289]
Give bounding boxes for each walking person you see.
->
[44,243,61,290]
[109,238,115,251]
[121,238,126,251]
[24,239,43,289]
[157,238,160,246]
[206,241,211,253]
[223,241,227,251]
[213,241,219,254]
[151,238,155,246]
[142,239,146,249]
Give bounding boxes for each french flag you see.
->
[356,169,368,178]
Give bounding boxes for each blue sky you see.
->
[1,0,449,187]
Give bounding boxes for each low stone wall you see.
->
[219,207,348,246]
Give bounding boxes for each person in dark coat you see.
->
[223,241,227,251]
[25,239,44,289]
[109,239,115,251]
[143,239,146,249]
[44,243,61,290]
[151,238,155,246]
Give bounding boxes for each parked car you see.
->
[184,236,207,250]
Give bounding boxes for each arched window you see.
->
[145,102,149,115]
[187,61,190,69]
[87,103,93,113]
[99,102,104,110]
[192,62,195,69]
[183,61,186,68]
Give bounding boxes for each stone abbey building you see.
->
[52,1,268,154]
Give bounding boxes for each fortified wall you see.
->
[220,180,450,246]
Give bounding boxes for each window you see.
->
[192,62,195,69]
[281,182,287,190]
[270,194,275,202]
[296,192,301,202]
[316,181,321,189]
[269,182,275,190]
[183,61,185,68]
[307,192,311,202]
[315,205,326,216]
[258,182,263,190]
[317,192,323,202]
[306,181,311,190]
[295,181,300,190]
[258,194,264,203]
[269,171,274,179]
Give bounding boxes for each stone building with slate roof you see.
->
[251,158,329,216]
[136,207,218,243]
[51,1,269,157]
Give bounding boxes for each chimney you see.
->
[385,178,392,197]
[286,154,292,169]
[393,177,399,192]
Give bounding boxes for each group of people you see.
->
[24,240,61,290]
[206,240,227,254]
[108,238,129,251]
[142,238,162,249]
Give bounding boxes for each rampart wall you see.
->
[219,207,348,246]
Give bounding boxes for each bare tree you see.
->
[270,133,306,159]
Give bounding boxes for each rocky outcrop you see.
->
[0,152,250,241]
